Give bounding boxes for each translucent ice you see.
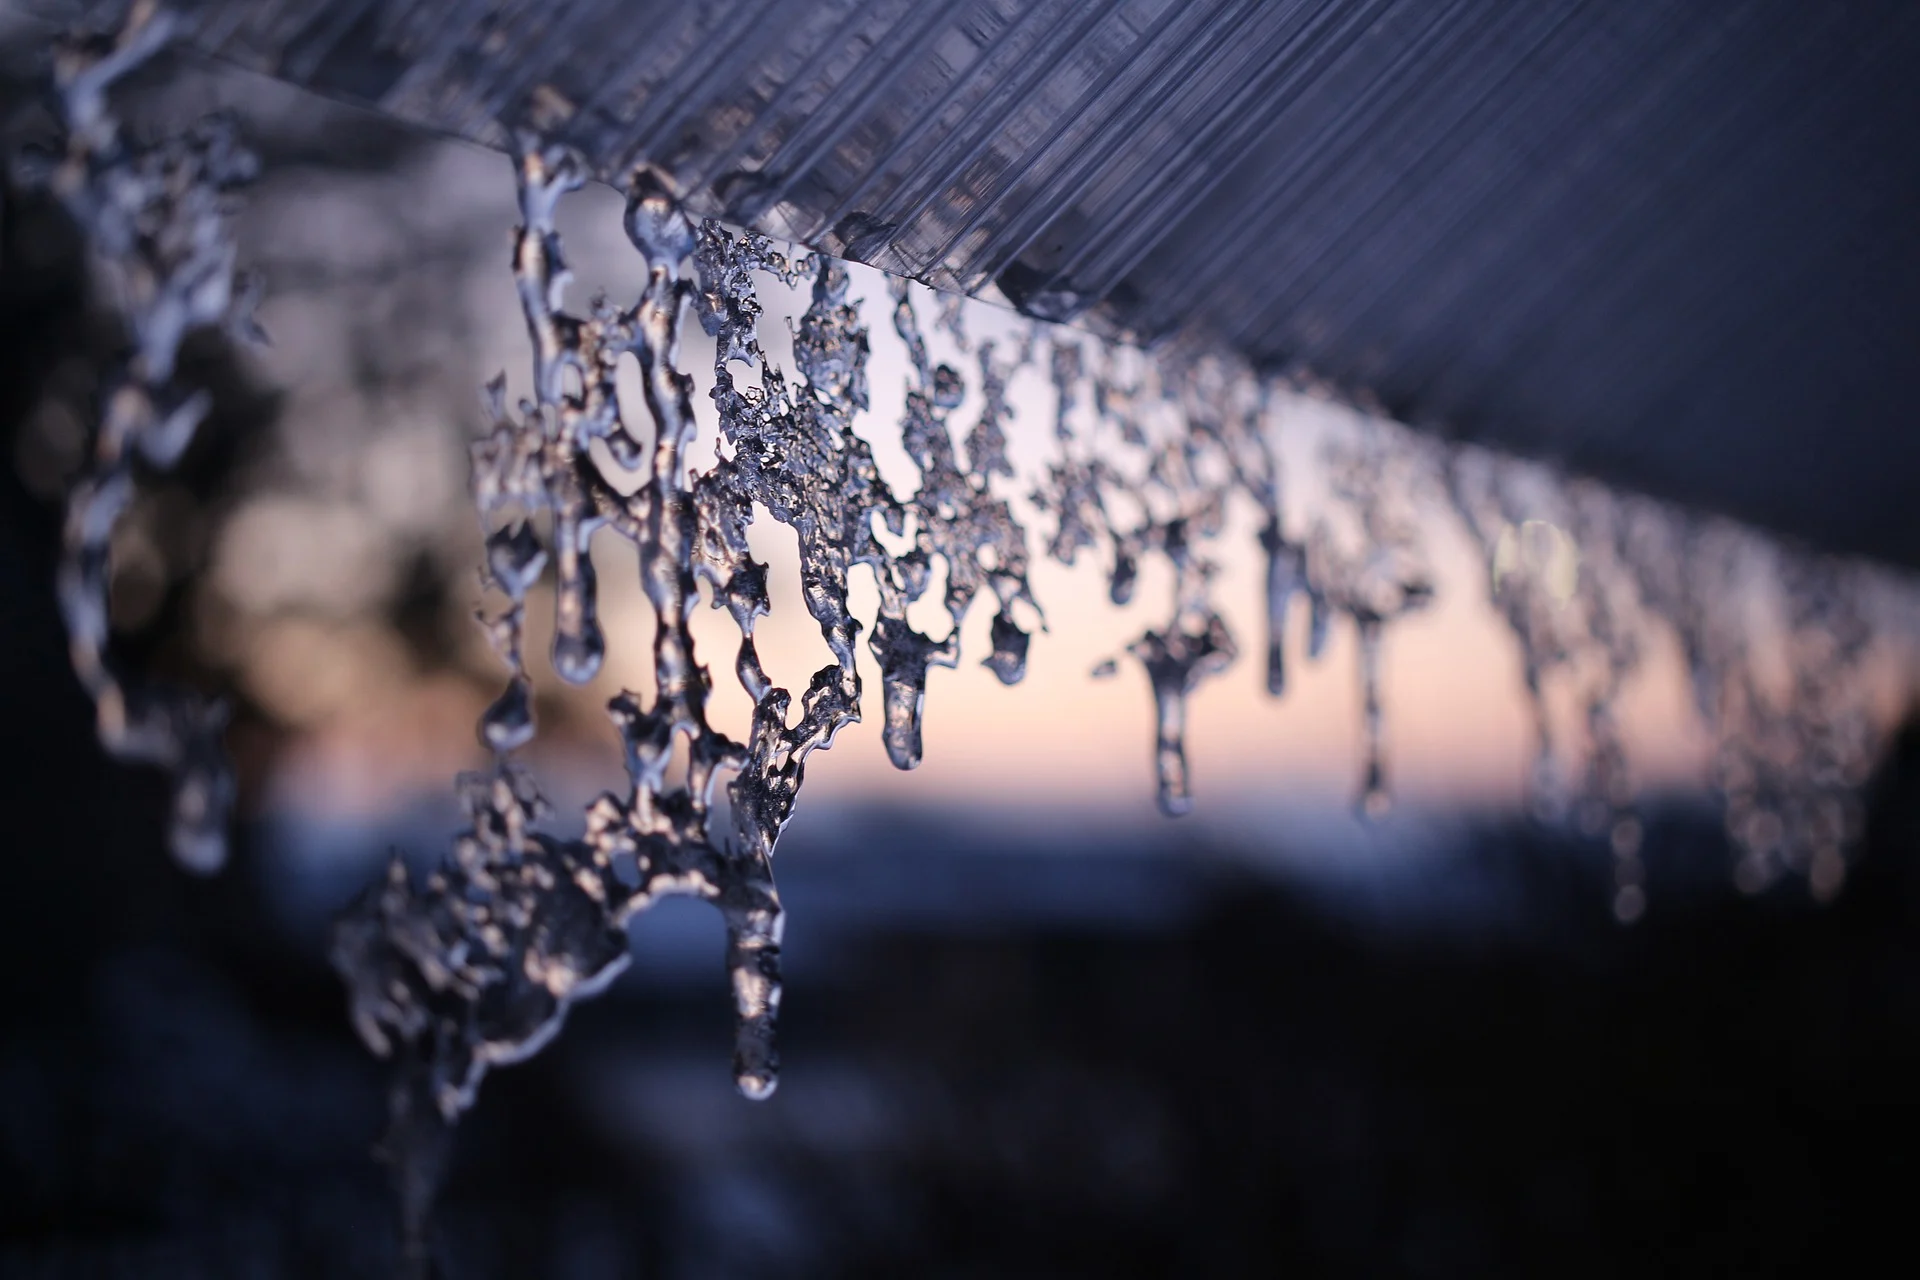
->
[1445,442,1891,913]
[32,0,260,873]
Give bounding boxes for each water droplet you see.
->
[551,547,604,684]
[983,608,1029,685]
[485,522,546,597]
[623,166,694,264]
[481,675,535,752]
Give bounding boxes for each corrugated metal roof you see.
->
[24,0,1920,564]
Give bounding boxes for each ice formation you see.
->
[332,142,789,1122]
[322,126,1397,1146]
[1310,421,1436,817]
[1445,449,1648,917]
[1613,509,1880,902]
[1444,446,1890,917]
[27,8,1910,1202]
[24,0,260,873]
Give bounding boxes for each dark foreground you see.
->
[2,688,1918,1278]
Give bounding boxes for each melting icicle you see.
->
[331,122,1365,1166]
[303,109,1908,1257]
[479,671,535,753]
[1183,369,1310,699]
[1445,447,1655,915]
[1310,423,1436,818]
[333,141,787,1153]
[15,20,1912,1269]
[1445,441,1894,914]
[330,763,634,1264]
[1259,516,1310,696]
[1616,515,1883,901]
[1563,485,1648,921]
[1130,602,1237,817]
[1454,452,1657,914]
[1447,458,1632,825]
[985,606,1031,684]
[1030,339,1322,814]
[1354,616,1391,819]
[332,136,1067,1143]
[29,0,261,873]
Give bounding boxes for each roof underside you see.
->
[26,0,1920,565]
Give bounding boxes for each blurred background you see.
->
[3,13,1920,1277]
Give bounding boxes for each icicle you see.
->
[1562,484,1647,921]
[1185,369,1308,698]
[335,147,1062,1130]
[1443,447,1654,913]
[1443,450,1567,822]
[1640,538,1883,901]
[1445,442,1891,912]
[984,606,1031,685]
[1354,615,1391,819]
[334,144,779,1154]
[1031,340,1316,814]
[478,671,535,753]
[1259,517,1309,696]
[1130,606,1237,817]
[312,119,1906,1232]
[16,22,1911,1268]
[1311,424,1436,818]
[880,279,1041,726]
[29,0,261,874]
